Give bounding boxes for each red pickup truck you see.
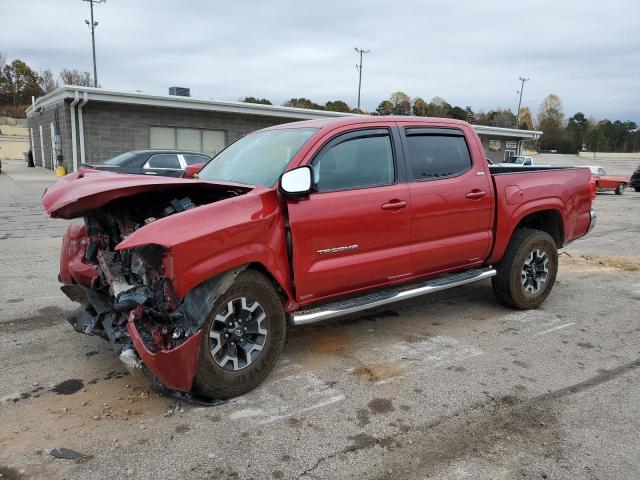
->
[42,116,596,400]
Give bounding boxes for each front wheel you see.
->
[634,187,640,193]
[492,228,558,309]
[615,183,625,195]
[194,270,286,399]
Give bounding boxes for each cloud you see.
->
[2,0,639,122]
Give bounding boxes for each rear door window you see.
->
[404,131,472,180]
[312,130,395,192]
[145,154,181,169]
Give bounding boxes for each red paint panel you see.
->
[59,224,98,287]
[594,174,629,190]
[42,167,250,219]
[396,121,493,275]
[287,183,412,301]
[128,317,202,393]
[489,167,593,264]
[115,189,296,309]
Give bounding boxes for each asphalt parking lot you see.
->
[1,155,639,480]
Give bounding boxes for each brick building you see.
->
[26,86,541,171]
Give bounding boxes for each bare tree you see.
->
[60,69,93,87]
[40,69,59,93]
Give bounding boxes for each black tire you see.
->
[492,228,558,309]
[634,187,640,193]
[615,183,625,195]
[194,270,286,399]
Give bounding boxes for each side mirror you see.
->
[279,166,313,198]
[182,162,205,178]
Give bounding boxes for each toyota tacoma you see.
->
[42,116,596,399]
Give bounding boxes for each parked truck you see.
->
[42,116,596,400]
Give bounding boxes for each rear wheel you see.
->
[615,183,625,195]
[492,228,558,309]
[635,187,640,193]
[194,270,286,399]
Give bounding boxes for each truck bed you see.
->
[487,165,593,264]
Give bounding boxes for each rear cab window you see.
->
[403,128,472,181]
[311,129,395,192]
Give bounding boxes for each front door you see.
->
[286,127,412,304]
[398,124,494,275]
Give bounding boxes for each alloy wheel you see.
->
[208,297,268,371]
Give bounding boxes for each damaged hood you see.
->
[42,168,252,219]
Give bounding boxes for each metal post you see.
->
[515,76,529,128]
[354,47,370,112]
[83,0,106,87]
[90,1,97,87]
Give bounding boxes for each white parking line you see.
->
[534,322,576,336]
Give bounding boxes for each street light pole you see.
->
[354,47,370,112]
[83,0,106,88]
[515,76,530,128]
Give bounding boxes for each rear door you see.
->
[286,126,412,304]
[397,124,493,275]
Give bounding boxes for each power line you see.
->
[515,76,530,128]
[354,47,370,112]
[83,0,107,88]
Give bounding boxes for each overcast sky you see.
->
[2,0,639,122]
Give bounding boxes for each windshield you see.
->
[198,128,318,186]
[103,151,138,166]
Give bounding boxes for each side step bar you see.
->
[291,267,496,326]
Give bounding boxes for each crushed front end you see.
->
[58,192,229,394]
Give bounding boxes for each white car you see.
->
[498,156,549,167]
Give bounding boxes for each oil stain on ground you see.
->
[0,306,66,333]
[51,379,84,395]
[368,398,395,414]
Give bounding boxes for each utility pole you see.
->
[515,76,530,128]
[83,0,106,88]
[354,47,370,112]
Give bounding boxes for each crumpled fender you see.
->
[115,189,296,310]
[128,267,246,392]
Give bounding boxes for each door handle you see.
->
[465,190,487,200]
[381,200,408,210]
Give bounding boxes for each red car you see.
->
[578,165,629,195]
[42,116,595,400]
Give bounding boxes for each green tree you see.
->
[412,97,428,116]
[449,105,467,121]
[0,59,42,106]
[375,100,393,116]
[240,96,272,105]
[283,98,323,110]
[425,96,451,118]
[325,100,351,112]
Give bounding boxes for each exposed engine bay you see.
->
[59,185,246,394]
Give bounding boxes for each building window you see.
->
[149,126,226,157]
